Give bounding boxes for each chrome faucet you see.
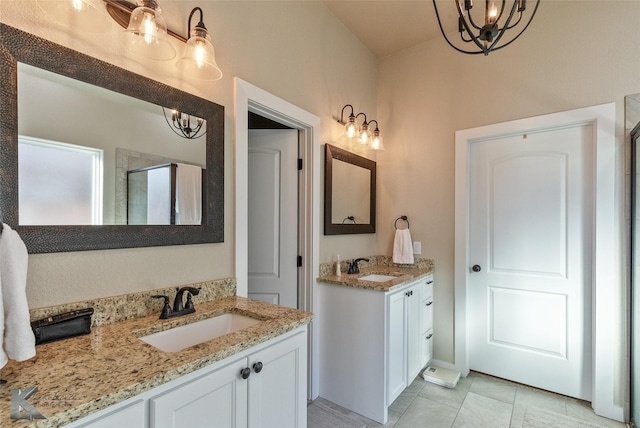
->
[152,287,201,319]
[347,258,370,274]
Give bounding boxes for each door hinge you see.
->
[297,256,302,267]
[298,159,303,170]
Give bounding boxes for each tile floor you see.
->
[311,371,629,428]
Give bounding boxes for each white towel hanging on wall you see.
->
[176,163,203,225]
[0,223,36,368]
[393,216,414,264]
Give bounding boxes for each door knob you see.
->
[472,265,481,272]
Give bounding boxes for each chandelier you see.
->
[432,0,540,55]
[163,108,206,139]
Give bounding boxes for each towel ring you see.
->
[342,216,356,224]
[394,215,409,229]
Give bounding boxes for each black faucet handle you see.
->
[348,258,370,274]
[173,287,201,312]
[185,293,195,310]
[151,295,172,319]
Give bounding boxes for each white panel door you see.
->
[248,130,299,308]
[468,125,593,400]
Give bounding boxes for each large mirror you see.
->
[0,24,224,253]
[324,144,376,235]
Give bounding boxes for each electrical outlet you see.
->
[413,241,422,255]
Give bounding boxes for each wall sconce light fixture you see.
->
[176,7,223,81]
[432,0,540,56]
[338,105,385,151]
[340,105,359,139]
[369,120,384,151]
[121,0,175,60]
[163,108,206,139]
[102,0,222,80]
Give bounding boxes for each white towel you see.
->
[0,224,36,368]
[175,163,203,225]
[393,228,414,265]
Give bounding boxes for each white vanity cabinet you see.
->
[68,326,307,428]
[318,274,434,424]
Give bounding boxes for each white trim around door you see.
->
[454,103,622,421]
[234,78,320,400]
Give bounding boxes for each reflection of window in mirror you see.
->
[17,62,206,227]
[18,136,103,225]
[331,158,371,224]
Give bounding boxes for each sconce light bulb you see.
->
[359,124,371,145]
[72,0,85,11]
[344,118,358,139]
[194,41,206,68]
[177,24,223,81]
[123,3,175,60]
[142,12,157,45]
[372,133,385,151]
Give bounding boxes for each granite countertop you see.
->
[0,296,313,428]
[317,265,434,292]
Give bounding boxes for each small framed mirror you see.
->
[324,144,376,235]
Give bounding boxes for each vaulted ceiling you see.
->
[322,1,461,57]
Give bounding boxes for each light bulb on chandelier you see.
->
[432,0,540,55]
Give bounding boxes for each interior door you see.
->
[468,124,593,400]
[248,129,298,308]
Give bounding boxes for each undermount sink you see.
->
[139,313,262,353]
[358,274,399,282]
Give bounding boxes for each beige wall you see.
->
[4,0,636,405]
[377,1,638,404]
[0,1,378,308]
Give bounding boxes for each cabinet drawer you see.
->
[420,298,433,331]
[421,329,433,367]
[421,276,434,301]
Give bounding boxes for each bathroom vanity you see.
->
[69,325,307,428]
[317,264,434,424]
[0,294,312,428]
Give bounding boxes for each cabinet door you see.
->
[71,399,146,428]
[248,331,307,428]
[406,283,423,382]
[387,288,408,405]
[150,358,248,428]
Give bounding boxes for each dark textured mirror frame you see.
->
[0,24,224,253]
[324,144,376,235]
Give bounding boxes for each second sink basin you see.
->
[359,274,399,282]
[139,313,262,353]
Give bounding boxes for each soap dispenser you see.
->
[336,254,341,276]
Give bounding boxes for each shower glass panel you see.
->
[127,164,176,225]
